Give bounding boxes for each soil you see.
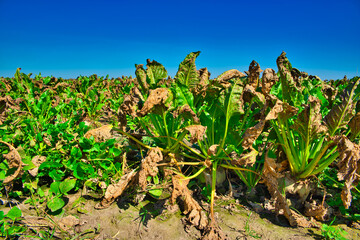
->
[2,190,360,240]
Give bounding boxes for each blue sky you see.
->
[0,0,359,80]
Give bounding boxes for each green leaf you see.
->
[50,182,61,195]
[73,162,95,180]
[0,210,4,221]
[59,179,76,194]
[175,51,200,87]
[148,189,162,199]
[146,59,167,87]
[47,197,65,212]
[173,81,194,109]
[6,206,22,221]
[70,147,82,159]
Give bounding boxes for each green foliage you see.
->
[321,218,349,240]
[0,207,26,238]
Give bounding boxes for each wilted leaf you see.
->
[28,155,47,177]
[242,120,266,149]
[265,99,298,121]
[333,135,360,209]
[242,85,265,104]
[1,141,23,184]
[262,68,278,95]
[193,67,210,97]
[215,69,246,88]
[349,112,360,139]
[185,125,207,144]
[138,147,163,191]
[173,105,200,123]
[138,88,173,116]
[231,147,258,167]
[244,60,263,88]
[292,96,327,142]
[95,169,137,209]
[84,125,113,142]
[171,175,208,229]
[324,79,360,135]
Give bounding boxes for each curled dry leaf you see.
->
[185,125,207,144]
[194,68,210,97]
[28,155,47,177]
[138,147,163,191]
[171,175,208,229]
[215,69,246,88]
[244,60,263,89]
[1,141,23,184]
[242,120,266,149]
[84,125,113,142]
[95,169,137,209]
[138,88,173,116]
[231,147,258,167]
[333,135,360,209]
[265,99,298,121]
[262,68,278,95]
[242,85,265,104]
[173,105,200,123]
[207,144,219,156]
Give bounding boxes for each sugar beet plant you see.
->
[1,52,360,239]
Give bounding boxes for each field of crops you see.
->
[1,51,360,239]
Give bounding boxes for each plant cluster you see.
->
[0,52,359,239]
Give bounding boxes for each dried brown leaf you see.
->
[1,141,23,184]
[193,68,210,97]
[28,155,47,177]
[262,68,278,95]
[242,120,266,149]
[265,99,298,121]
[95,169,137,209]
[244,60,263,88]
[242,85,265,104]
[185,125,207,144]
[207,145,219,156]
[349,112,360,139]
[231,147,258,167]
[84,125,113,142]
[333,136,360,209]
[138,88,172,116]
[171,175,208,229]
[215,69,246,88]
[173,105,200,123]
[138,147,163,191]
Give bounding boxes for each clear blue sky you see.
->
[1,0,359,80]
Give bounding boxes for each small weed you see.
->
[321,217,349,240]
